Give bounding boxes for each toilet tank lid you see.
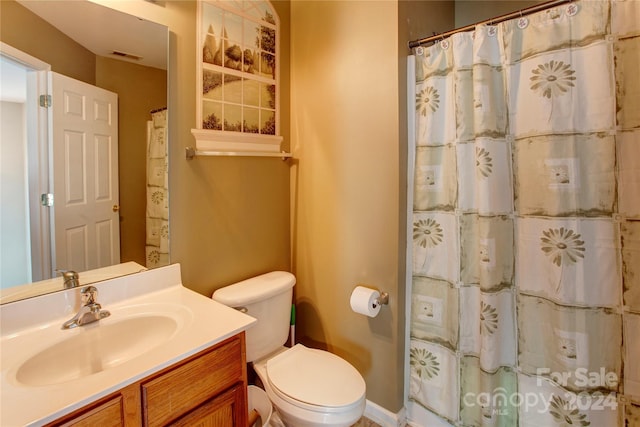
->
[212,271,296,306]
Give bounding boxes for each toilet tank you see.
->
[212,271,296,363]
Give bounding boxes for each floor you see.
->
[268,411,382,427]
[351,417,383,427]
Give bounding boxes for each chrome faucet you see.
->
[60,270,80,288]
[62,286,111,329]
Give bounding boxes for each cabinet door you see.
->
[142,334,246,426]
[168,384,246,427]
[49,396,123,427]
[46,383,140,427]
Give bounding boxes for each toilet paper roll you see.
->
[350,286,381,318]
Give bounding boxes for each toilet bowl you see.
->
[254,345,366,427]
[212,271,367,427]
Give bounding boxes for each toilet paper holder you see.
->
[373,291,389,308]
[350,286,389,317]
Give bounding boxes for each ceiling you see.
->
[16,0,168,70]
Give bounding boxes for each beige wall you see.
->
[402,1,456,46]
[0,0,96,84]
[290,0,404,412]
[167,0,292,294]
[289,0,454,413]
[96,57,167,266]
[455,0,545,27]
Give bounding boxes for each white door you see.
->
[51,72,119,273]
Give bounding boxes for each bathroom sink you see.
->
[1,264,256,427]
[14,306,189,387]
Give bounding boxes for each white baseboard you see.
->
[364,400,407,427]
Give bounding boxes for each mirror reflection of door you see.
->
[50,72,119,274]
[1,47,51,288]
[1,0,168,301]
[1,50,121,288]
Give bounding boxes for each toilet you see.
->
[212,271,366,427]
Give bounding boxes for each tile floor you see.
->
[351,417,383,427]
[268,411,382,427]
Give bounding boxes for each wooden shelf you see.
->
[185,147,291,159]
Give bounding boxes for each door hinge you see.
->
[40,193,54,207]
[39,94,52,108]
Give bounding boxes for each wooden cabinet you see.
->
[168,384,246,426]
[46,333,247,427]
[52,395,124,427]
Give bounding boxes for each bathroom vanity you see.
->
[47,333,246,426]
[0,264,256,426]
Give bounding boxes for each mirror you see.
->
[0,0,169,303]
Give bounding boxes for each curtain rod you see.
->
[408,0,572,49]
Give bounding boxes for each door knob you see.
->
[112,205,120,212]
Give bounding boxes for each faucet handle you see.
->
[57,269,80,288]
[80,286,98,305]
[62,270,78,277]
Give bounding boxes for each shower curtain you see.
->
[146,108,169,268]
[407,1,640,426]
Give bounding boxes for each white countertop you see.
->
[0,264,256,427]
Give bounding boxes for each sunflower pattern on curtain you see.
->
[409,1,640,426]
[146,108,169,268]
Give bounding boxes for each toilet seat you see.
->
[265,344,366,412]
